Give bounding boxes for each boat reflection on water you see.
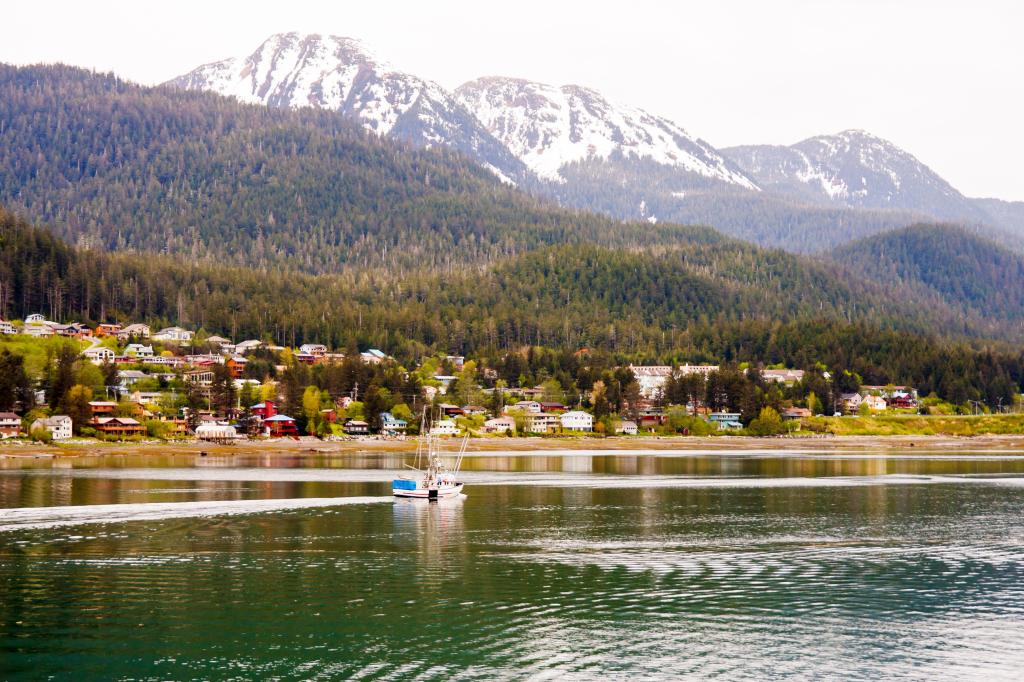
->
[392,495,467,569]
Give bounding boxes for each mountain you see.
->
[453,77,757,190]
[165,32,529,184]
[1,63,726,275]
[723,130,989,223]
[832,224,1024,326]
[971,197,1024,236]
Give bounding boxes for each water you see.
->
[2,450,1024,680]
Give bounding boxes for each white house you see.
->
[630,366,673,399]
[153,327,194,343]
[511,400,542,414]
[0,320,16,335]
[863,395,887,412]
[195,422,239,441]
[360,348,389,364]
[560,410,594,432]
[234,339,263,354]
[615,420,639,435]
[760,369,805,385]
[31,415,73,440]
[429,419,460,436]
[299,344,327,356]
[483,416,516,434]
[25,313,46,324]
[22,324,54,337]
[124,344,154,359]
[116,324,151,340]
[82,347,116,364]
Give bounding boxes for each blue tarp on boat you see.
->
[392,479,418,491]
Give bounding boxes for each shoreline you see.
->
[4,433,1024,459]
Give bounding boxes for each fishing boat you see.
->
[392,410,467,500]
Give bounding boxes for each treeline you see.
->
[2,208,1022,408]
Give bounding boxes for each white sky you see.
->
[6,0,1023,200]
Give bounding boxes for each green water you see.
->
[2,451,1024,680]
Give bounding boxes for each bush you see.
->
[29,425,52,444]
[747,407,786,436]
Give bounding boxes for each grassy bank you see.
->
[805,414,1024,437]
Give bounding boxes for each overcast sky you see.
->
[7,0,1023,200]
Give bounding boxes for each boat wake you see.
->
[0,496,392,532]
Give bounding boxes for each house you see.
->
[117,369,149,388]
[781,407,812,420]
[678,363,720,378]
[88,401,117,417]
[116,324,151,341]
[251,402,277,420]
[638,409,667,429]
[461,405,488,416]
[560,410,594,432]
[840,393,863,414]
[82,347,116,365]
[22,324,54,337]
[863,395,887,412]
[153,327,194,343]
[294,352,317,366]
[630,365,673,399]
[30,415,72,440]
[380,412,408,434]
[195,422,239,442]
[204,335,232,347]
[433,375,457,394]
[483,416,516,434]
[445,355,466,371]
[0,412,23,438]
[299,344,327,356]
[429,419,460,436]
[887,395,917,409]
[234,339,263,354]
[761,369,806,386]
[511,400,542,414]
[91,417,145,437]
[94,323,122,337]
[226,356,247,379]
[185,369,215,385]
[614,420,639,435]
[56,323,90,337]
[343,420,370,435]
[860,385,919,400]
[25,314,46,324]
[539,402,567,413]
[0,320,16,335]
[708,412,743,430]
[524,413,561,434]
[360,348,389,364]
[124,344,154,359]
[263,414,298,437]
[320,408,337,424]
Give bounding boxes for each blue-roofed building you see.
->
[380,412,408,434]
[708,412,743,430]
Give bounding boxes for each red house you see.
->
[251,401,277,419]
[264,414,298,437]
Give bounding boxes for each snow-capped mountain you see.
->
[455,77,758,189]
[723,130,986,221]
[166,32,528,183]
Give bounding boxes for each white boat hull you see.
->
[392,483,464,500]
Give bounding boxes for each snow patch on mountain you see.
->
[455,77,758,189]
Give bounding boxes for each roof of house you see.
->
[263,415,295,422]
[629,365,673,377]
[0,412,20,420]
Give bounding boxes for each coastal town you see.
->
[0,313,955,445]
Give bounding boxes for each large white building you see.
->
[153,327,194,343]
[31,415,73,440]
[630,364,721,399]
[429,419,460,436]
[560,410,594,432]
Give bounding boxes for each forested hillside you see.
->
[0,64,718,274]
[833,225,1024,325]
[3,208,1022,406]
